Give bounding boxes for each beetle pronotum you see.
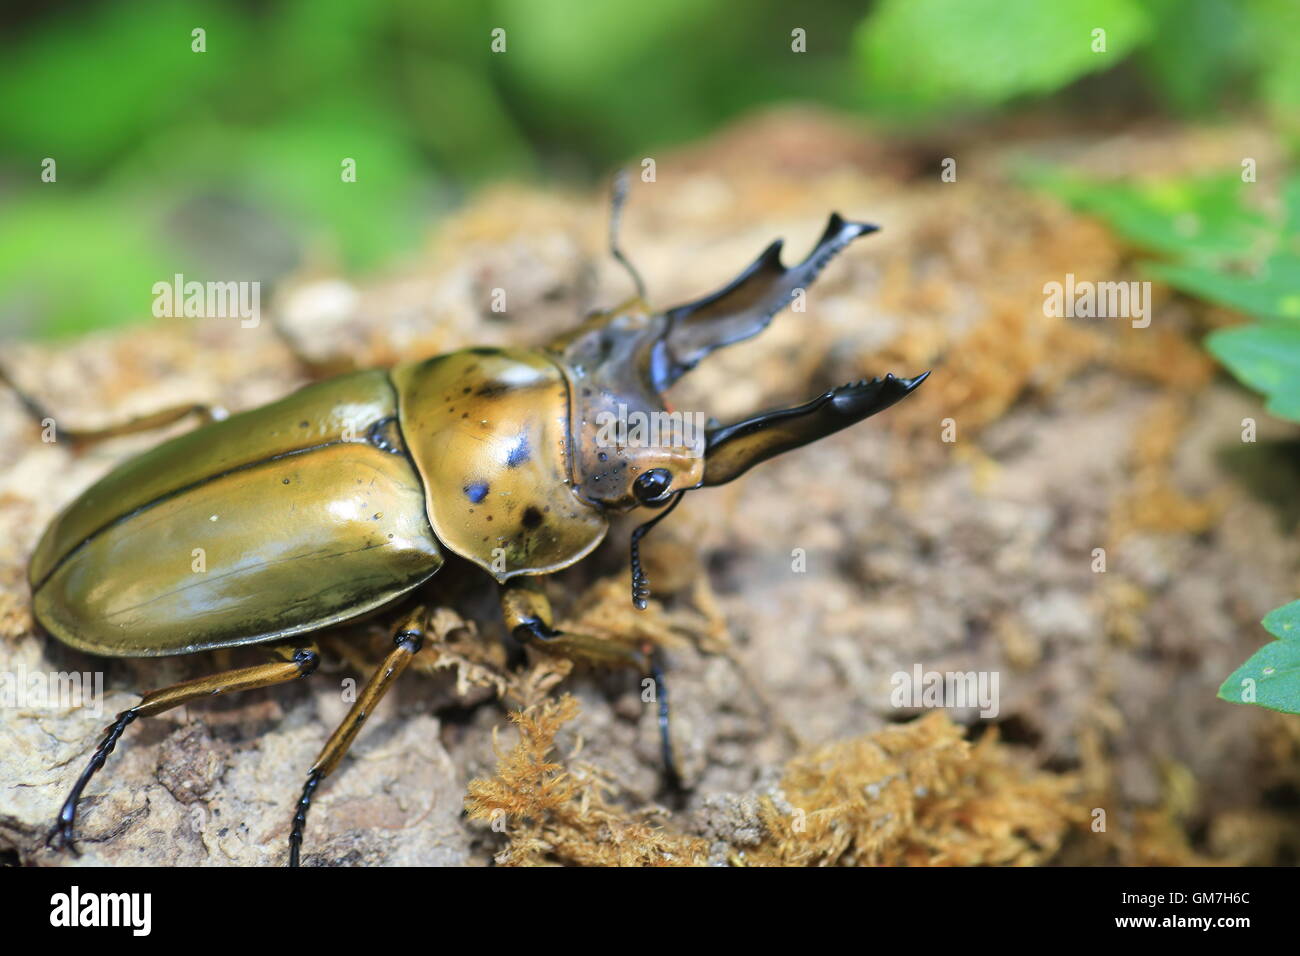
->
[8,177,927,865]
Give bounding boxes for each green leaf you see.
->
[1205,324,1300,421]
[1150,255,1300,322]
[1205,324,1300,420]
[1029,171,1268,264]
[1219,626,1300,715]
[1263,600,1300,641]
[853,0,1152,118]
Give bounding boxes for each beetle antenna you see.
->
[609,169,647,301]
[629,491,683,609]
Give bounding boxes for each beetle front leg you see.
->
[499,579,681,788]
[46,643,321,855]
[501,577,648,669]
[287,608,427,867]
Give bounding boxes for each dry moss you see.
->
[748,712,1082,866]
[465,695,709,866]
[468,699,1082,867]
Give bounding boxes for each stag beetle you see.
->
[11,177,927,865]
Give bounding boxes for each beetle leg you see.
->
[1,361,224,448]
[643,642,682,792]
[46,643,321,855]
[500,578,640,669]
[499,579,682,787]
[287,608,427,867]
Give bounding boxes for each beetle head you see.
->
[549,177,929,606]
[548,297,705,513]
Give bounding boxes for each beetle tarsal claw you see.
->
[44,819,80,856]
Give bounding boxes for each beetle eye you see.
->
[632,468,673,505]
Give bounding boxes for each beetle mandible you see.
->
[13,177,928,865]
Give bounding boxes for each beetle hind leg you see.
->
[45,644,320,855]
[287,608,427,867]
[45,709,140,854]
[1,361,224,448]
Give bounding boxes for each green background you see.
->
[0,0,1294,338]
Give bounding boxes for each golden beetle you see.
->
[15,183,927,865]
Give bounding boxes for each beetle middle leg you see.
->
[46,643,321,854]
[500,579,682,789]
[287,607,428,867]
[0,362,224,448]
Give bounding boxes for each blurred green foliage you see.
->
[856,0,1153,115]
[1033,168,1300,421]
[0,0,1295,338]
[857,0,1299,136]
[1219,600,1300,715]
[1030,174,1269,265]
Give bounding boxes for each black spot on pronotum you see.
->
[522,506,544,529]
[467,347,499,356]
[464,482,490,504]
[505,431,531,468]
[476,381,512,399]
